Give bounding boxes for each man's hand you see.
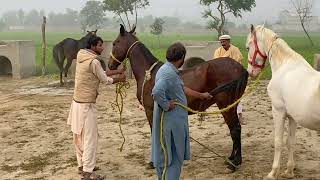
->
[199,92,213,100]
[119,65,126,73]
[118,73,126,82]
[168,100,176,111]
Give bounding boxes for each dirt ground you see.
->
[0,76,319,180]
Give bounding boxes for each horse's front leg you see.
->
[265,106,286,180]
[283,117,297,178]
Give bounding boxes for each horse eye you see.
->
[246,47,249,51]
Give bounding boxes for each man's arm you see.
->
[91,59,125,85]
[184,86,212,100]
[234,47,243,64]
[213,48,220,59]
[152,79,174,111]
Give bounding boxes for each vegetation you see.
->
[0,31,318,79]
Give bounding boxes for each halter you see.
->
[109,41,140,64]
[248,31,268,69]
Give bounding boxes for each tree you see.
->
[80,1,105,31]
[0,19,6,31]
[289,0,314,46]
[103,0,149,30]
[150,18,165,48]
[2,10,20,26]
[24,9,41,26]
[18,9,25,25]
[200,0,256,38]
[48,9,79,27]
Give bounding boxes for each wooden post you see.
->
[41,16,47,76]
[314,54,320,71]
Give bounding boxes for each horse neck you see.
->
[128,43,159,82]
[78,36,90,48]
[265,36,305,74]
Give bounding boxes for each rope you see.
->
[140,62,159,106]
[110,60,130,152]
[159,68,268,179]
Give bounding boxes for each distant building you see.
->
[273,10,320,32]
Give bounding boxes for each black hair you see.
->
[166,42,186,62]
[86,36,103,49]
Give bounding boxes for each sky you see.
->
[0,0,319,24]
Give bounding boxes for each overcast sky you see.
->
[0,0,319,24]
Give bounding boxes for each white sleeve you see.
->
[91,59,114,85]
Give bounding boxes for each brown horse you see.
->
[53,30,97,85]
[108,25,248,170]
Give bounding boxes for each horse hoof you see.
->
[281,171,294,179]
[226,164,237,173]
[224,166,236,174]
[263,175,276,180]
[145,162,154,170]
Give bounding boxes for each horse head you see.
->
[246,24,270,78]
[86,29,98,36]
[108,24,138,70]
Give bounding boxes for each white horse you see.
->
[246,25,320,180]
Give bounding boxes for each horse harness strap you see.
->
[141,62,159,107]
[109,41,140,65]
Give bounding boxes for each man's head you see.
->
[166,42,186,68]
[87,36,104,55]
[219,34,231,50]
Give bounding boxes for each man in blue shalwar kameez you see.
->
[151,42,212,180]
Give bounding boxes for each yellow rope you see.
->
[160,69,267,179]
[160,111,168,180]
[111,60,130,152]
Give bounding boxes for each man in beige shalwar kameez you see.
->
[213,34,246,125]
[67,36,126,180]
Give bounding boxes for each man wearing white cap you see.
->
[213,34,246,125]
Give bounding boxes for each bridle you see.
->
[248,31,268,69]
[109,41,140,65]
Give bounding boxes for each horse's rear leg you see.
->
[216,98,241,171]
[265,106,286,180]
[224,110,242,168]
[64,59,73,83]
[283,117,297,178]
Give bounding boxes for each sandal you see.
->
[82,172,105,180]
[78,166,100,175]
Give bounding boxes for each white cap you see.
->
[219,35,231,40]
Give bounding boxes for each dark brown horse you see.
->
[108,25,248,170]
[53,30,97,85]
[182,57,206,69]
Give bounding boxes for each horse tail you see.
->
[210,70,249,99]
[52,44,64,71]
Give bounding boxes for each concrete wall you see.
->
[180,40,220,61]
[0,40,36,79]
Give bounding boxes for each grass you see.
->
[0,31,319,79]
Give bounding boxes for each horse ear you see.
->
[94,29,98,34]
[87,30,90,33]
[120,24,125,36]
[129,24,136,34]
[250,24,255,33]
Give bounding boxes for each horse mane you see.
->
[139,43,159,64]
[255,25,305,64]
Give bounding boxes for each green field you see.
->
[0,31,319,79]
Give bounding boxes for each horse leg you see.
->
[63,58,73,83]
[216,101,241,170]
[283,117,297,178]
[145,107,155,169]
[225,110,242,169]
[265,106,286,180]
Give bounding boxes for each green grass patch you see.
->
[0,31,319,79]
